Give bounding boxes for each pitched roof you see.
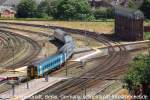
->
[0,0,6,6]
[115,7,144,19]
[0,6,16,13]
[2,0,45,7]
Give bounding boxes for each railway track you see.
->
[0,22,148,97]
[0,29,41,69]
[0,31,23,66]
[0,26,49,37]
[35,31,130,98]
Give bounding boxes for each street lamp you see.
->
[7,35,15,74]
[65,53,68,76]
[81,14,89,46]
[45,72,49,82]
[7,77,19,97]
[81,86,87,100]
[27,76,29,89]
[80,60,85,69]
[65,63,68,76]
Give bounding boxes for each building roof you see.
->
[0,0,6,5]
[115,7,144,19]
[1,0,45,7]
[0,6,16,14]
[89,0,112,7]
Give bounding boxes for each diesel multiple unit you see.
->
[27,29,75,78]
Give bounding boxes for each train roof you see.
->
[55,29,69,36]
[115,7,144,20]
[37,53,64,67]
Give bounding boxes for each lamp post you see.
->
[8,35,15,74]
[81,14,89,46]
[65,53,68,76]
[27,76,29,89]
[65,62,68,76]
[12,84,15,96]
[80,60,85,69]
[7,78,18,97]
[45,72,49,82]
[12,47,15,74]
[81,86,87,100]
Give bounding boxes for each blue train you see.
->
[27,29,75,78]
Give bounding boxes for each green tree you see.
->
[140,0,150,19]
[37,0,49,18]
[94,8,107,19]
[17,0,37,18]
[46,0,60,18]
[124,53,150,96]
[55,0,93,20]
[94,7,114,20]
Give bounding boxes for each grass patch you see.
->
[144,32,150,40]
[0,20,114,33]
[49,21,114,33]
[144,20,150,26]
[0,19,149,34]
[0,17,53,21]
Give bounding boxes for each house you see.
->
[0,6,16,18]
[1,0,44,8]
[89,0,112,8]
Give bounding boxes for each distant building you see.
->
[115,7,144,41]
[89,0,112,8]
[0,6,16,18]
[0,0,44,8]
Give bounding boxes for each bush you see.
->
[54,0,94,20]
[140,0,150,19]
[94,7,114,19]
[36,0,49,18]
[124,53,150,96]
[17,0,37,18]
[17,0,117,21]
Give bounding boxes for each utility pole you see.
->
[81,84,87,100]
[12,47,15,74]
[45,72,49,82]
[8,35,15,74]
[65,61,68,76]
[12,84,15,96]
[27,76,29,89]
[83,86,87,100]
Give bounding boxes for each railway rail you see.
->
[35,31,130,97]
[0,31,23,66]
[0,22,149,97]
[0,26,49,37]
[0,29,41,69]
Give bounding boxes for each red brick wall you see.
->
[115,14,144,41]
[0,10,15,18]
[144,26,150,32]
[89,1,111,7]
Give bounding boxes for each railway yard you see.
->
[0,21,149,100]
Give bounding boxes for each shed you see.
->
[115,7,144,41]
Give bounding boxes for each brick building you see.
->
[0,6,16,18]
[115,7,144,41]
[89,0,112,7]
